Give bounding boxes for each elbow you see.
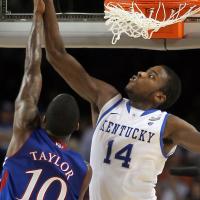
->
[45,50,56,65]
[15,99,21,110]
[45,46,66,65]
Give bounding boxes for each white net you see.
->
[104,2,200,44]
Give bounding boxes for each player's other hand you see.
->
[34,0,45,14]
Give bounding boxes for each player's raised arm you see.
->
[43,0,118,110]
[166,115,200,153]
[7,0,45,156]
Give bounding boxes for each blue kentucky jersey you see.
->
[0,128,87,200]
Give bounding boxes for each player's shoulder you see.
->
[167,114,192,127]
[99,93,123,113]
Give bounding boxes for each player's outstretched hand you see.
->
[34,0,45,14]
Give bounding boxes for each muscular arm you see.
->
[43,0,118,110]
[7,5,43,157]
[166,115,200,153]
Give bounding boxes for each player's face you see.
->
[125,65,169,102]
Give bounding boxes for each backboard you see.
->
[0,0,200,49]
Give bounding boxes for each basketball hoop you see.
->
[104,0,200,44]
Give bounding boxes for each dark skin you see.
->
[43,0,200,156]
[7,0,44,158]
[5,1,91,199]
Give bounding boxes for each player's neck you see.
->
[129,100,154,110]
[46,129,69,149]
[49,135,68,149]
[54,138,68,150]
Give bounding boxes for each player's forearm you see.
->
[42,0,98,102]
[25,13,42,74]
[43,0,65,56]
[42,0,118,107]
[16,13,42,105]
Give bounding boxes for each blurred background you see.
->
[1,1,200,200]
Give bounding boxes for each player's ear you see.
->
[154,91,166,105]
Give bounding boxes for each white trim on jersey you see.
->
[96,94,123,126]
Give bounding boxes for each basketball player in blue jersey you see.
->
[42,1,200,200]
[0,0,92,199]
